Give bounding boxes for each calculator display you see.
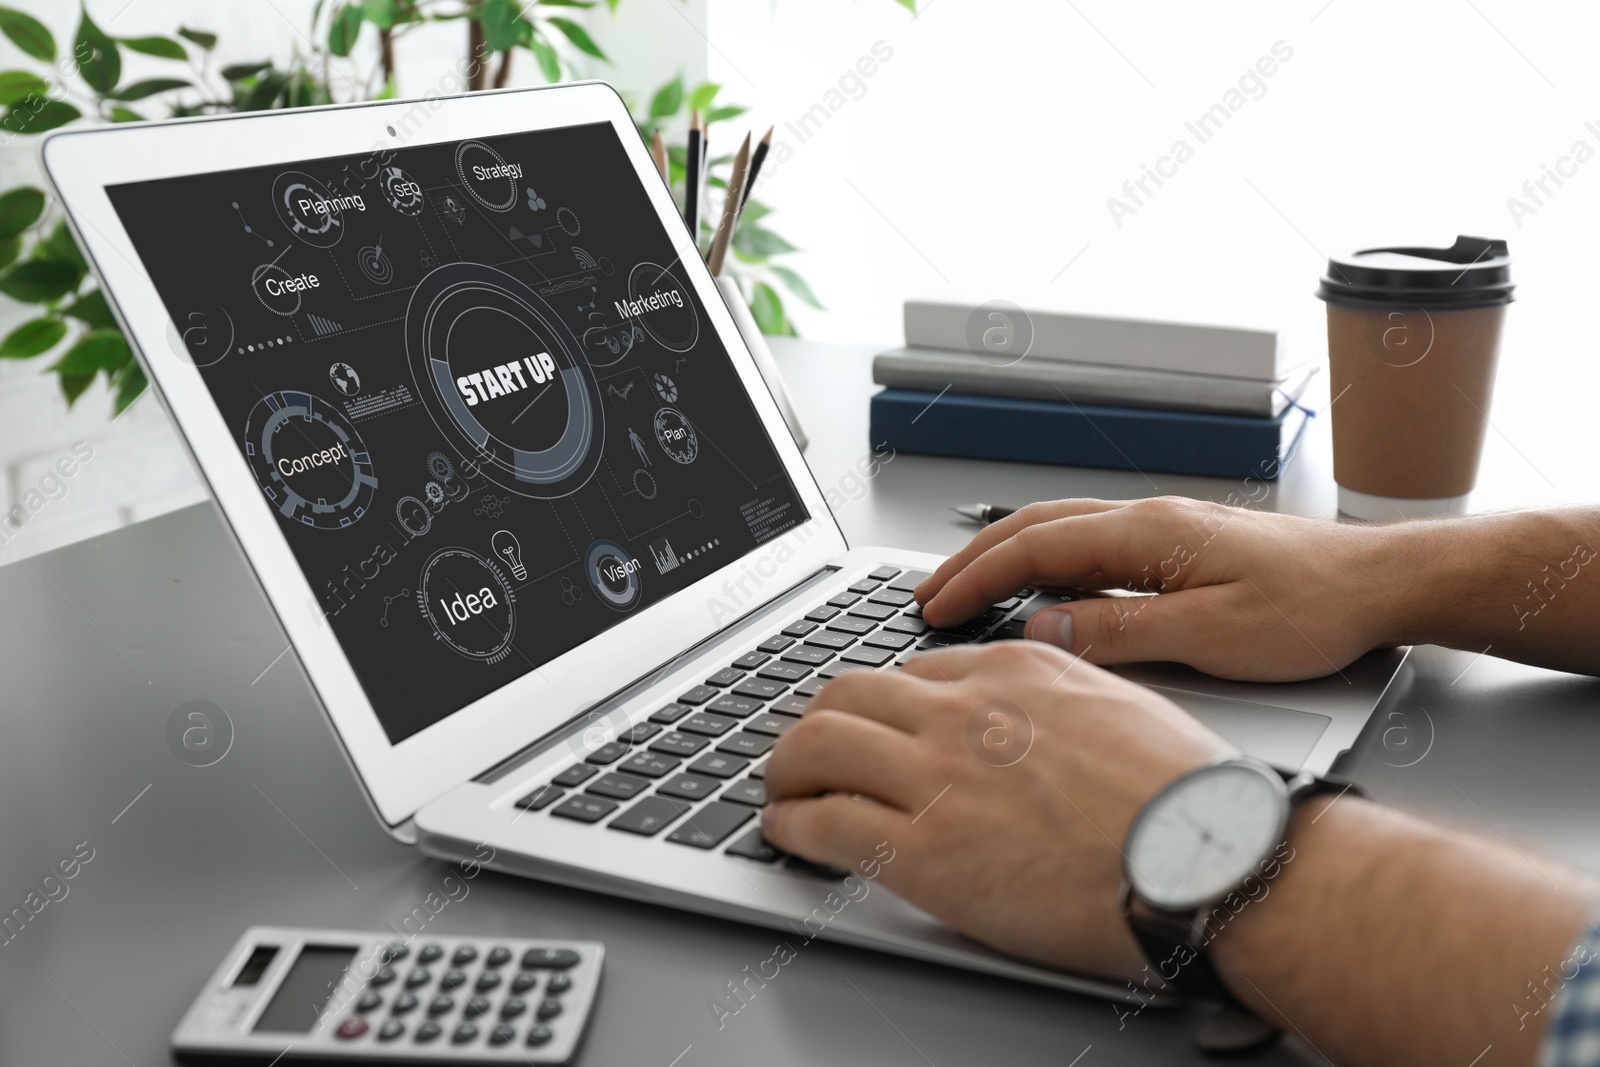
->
[252,945,358,1033]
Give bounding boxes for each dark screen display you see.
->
[252,945,356,1033]
[232,945,279,987]
[107,121,805,742]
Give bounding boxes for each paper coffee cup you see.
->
[1316,236,1513,521]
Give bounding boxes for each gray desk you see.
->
[3,339,1598,1066]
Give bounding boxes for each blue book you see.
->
[869,388,1312,480]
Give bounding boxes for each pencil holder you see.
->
[714,274,809,452]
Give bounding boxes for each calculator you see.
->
[171,927,603,1064]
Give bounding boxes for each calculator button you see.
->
[526,1024,554,1047]
[500,996,528,1018]
[474,970,503,992]
[380,943,408,963]
[336,1017,368,1040]
[537,997,564,1020]
[418,943,444,964]
[464,995,491,1018]
[545,972,572,995]
[404,967,431,988]
[485,945,512,968]
[522,947,581,970]
[378,1019,405,1042]
[428,994,454,1016]
[356,990,383,1013]
[414,1020,442,1043]
[490,1023,517,1046]
[392,992,419,1015]
[511,971,540,993]
[440,970,468,990]
[452,1022,479,1044]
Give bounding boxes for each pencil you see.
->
[650,129,668,184]
[684,110,704,252]
[706,131,751,277]
[739,126,773,213]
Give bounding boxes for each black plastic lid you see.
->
[1317,235,1514,309]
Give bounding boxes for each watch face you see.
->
[1125,761,1289,912]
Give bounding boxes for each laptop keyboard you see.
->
[514,566,1079,876]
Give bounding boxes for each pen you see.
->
[684,110,704,252]
[951,503,1016,525]
[739,125,773,213]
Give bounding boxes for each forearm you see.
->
[1373,507,1600,675]
[1212,797,1598,1067]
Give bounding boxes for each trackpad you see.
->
[1149,686,1331,769]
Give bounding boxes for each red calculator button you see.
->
[336,1016,369,1039]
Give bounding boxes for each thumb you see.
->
[1024,592,1207,666]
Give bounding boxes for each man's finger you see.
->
[898,641,1075,685]
[1025,587,1223,667]
[916,498,1128,604]
[808,667,946,735]
[765,710,930,812]
[761,792,911,876]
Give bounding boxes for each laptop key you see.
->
[884,615,930,636]
[847,602,898,621]
[619,752,680,779]
[794,678,829,697]
[848,579,881,594]
[804,631,855,651]
[704,668,746,688]
[807,604,843,621]
[919,632,972,649]
[689,752,749,778]
[841,645,897,667]
[722,779,768,807]
[748,760,768,780]
[718,732,776,758]
[746,714,800,737]
[757,634,795,654]
[678,684,720,705]
[818,661,872,679]
[903,602,924,618]
[515,785,564,811]
[679,713,739,737]
[609,795,691,836]
[549,795,618,823]
[726,826,782,862]
[863,630,916,652]
[887,568,932,591]
[550,763,596,787]
[668,801,756,849]
[650,731,709,757]
[780,645,833,666]
[658,773,721,801]
[782,619,818,637]
[584,741,631,765]
[771,695,810,716]
[756,661,810,682]
[733,678,788,700]
[622,722,662,743]
[826,616,877,635]
[649,702,693,724]
[707,694,763,718]
[993,621,1028,641]
[733,650,771,670]
[868,565,902,582]
[826,592,860,608]
[868,588,917,607]
[786,856,851,880]
[587,773,652,800]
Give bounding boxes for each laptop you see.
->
[43,82,1406,1004]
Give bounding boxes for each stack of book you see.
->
[869,302,1318,480]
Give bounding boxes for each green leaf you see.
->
[359,0,399,29]
[59,371,94,405]
[649,75,682,118]
[738,199,771,225]
[687,81,720,112]
[112,356,146,413]
[0,6,54,62]
[41,220,86,273]
[539,0,598,6]
[705,104,747,123]
[0,258,78,303]
[547,17,606,60]
[0,186,44,241]
[0,235,20,271]
[177,26,218,50]
[478,0,523,51]
[749,281,794,336]
[0,315,66,358]
[74,10,121,94]
[110,106,141,122]
[893,0,916,10]
[529,37,560,82]
[1,98,81,135]
[0,70,47,106]
[770,264,823,309]
[240,72,289,111]
[327,4,363,57]
[733,225,797,259]
[50,328,129,376]
[64,288,116,331]
[118,35,186,60]
[108,78,189,101]
[221,61,271,81]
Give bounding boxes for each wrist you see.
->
[1362,516,1483,649]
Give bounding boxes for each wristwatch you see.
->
[1119,757,1359,1051]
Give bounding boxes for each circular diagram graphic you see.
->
[585,539,642,612]
[454,141,518,212]
[243,390,376,529]
[556,207,580,236]
[271,170,346,247]
[416,547,517,663]
[357,243,394,286]
[651,372,678,403]
[626,261,699,354]
[380,165,425,216]
[251,262,303,316]
[405,262,604,500]
[653,407,698,465]
[329,361,360,396]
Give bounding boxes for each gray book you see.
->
[905,301,1288,381]
[872,347,1316,418]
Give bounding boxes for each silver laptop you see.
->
[43,82,1405,1004]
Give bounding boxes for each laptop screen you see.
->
[107,120,808,743]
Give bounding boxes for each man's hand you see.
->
[916,497,1406,682]
[761,641,1232,981]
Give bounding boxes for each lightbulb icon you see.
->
[491,529,526,580]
